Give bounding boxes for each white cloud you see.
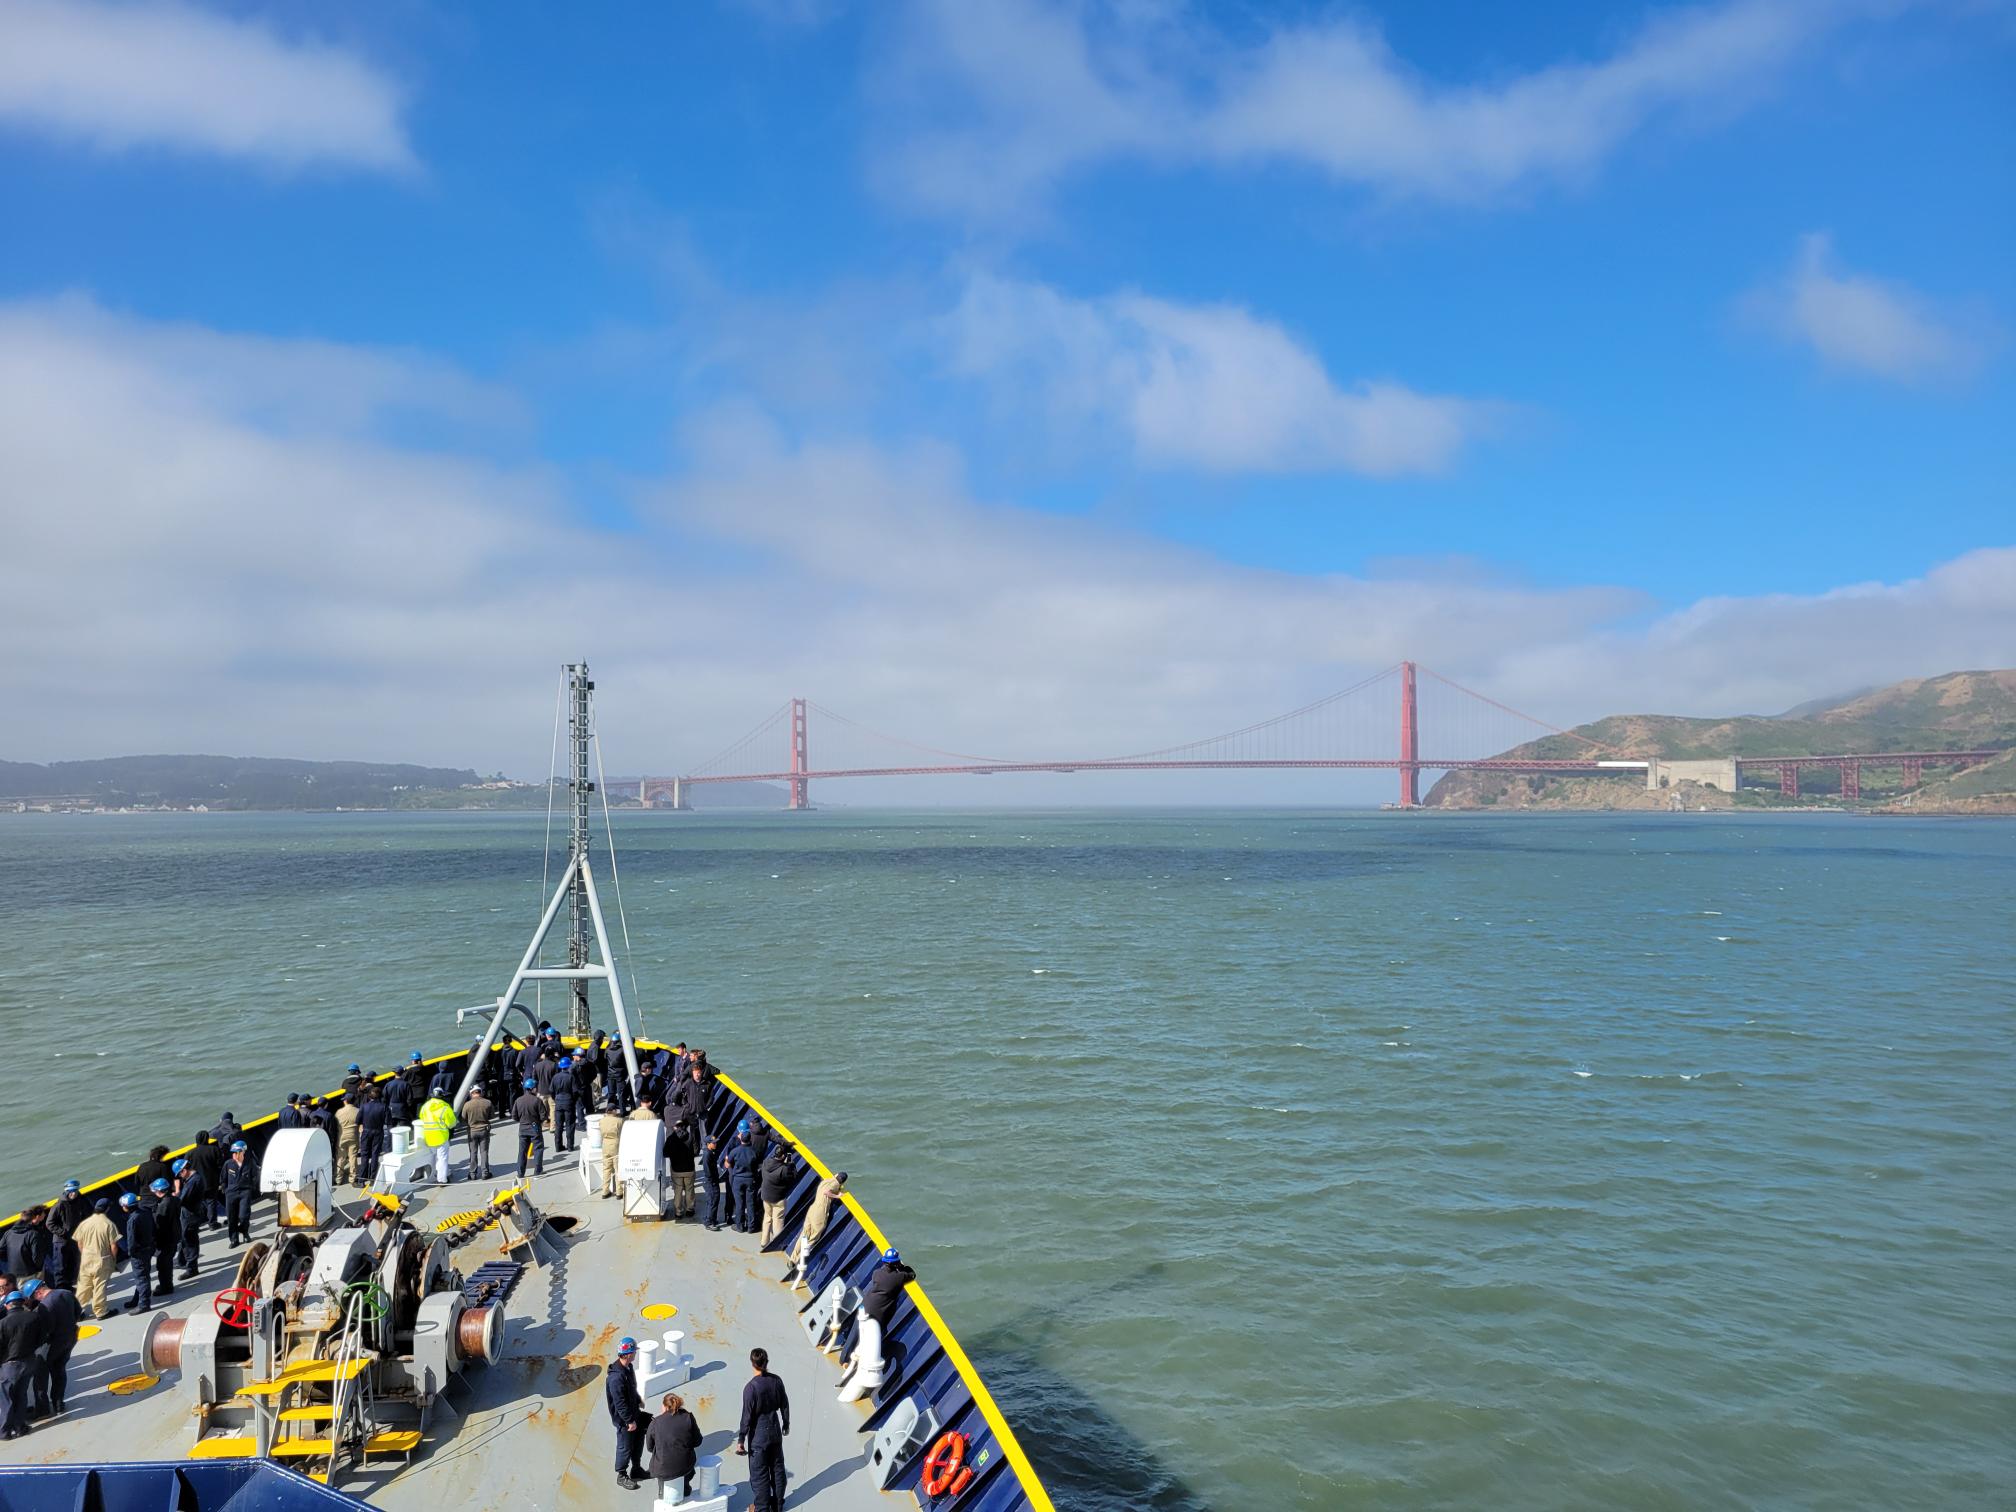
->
[1751,232,1984,382]
[1,298,2008,801]
[0,0,414,172]
[944,274,1499,475]
[872,0,1853,221]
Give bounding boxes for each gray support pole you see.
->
[578,856,644,1096]
[451,854,579,1114]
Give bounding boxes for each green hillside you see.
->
[1425,669,2016,811]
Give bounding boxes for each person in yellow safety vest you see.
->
[70,1199,120,1321]
[417,1097,456,1186]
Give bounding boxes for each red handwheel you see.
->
[214,1287,257,1329]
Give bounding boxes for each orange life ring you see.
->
[921,1430,969,1497]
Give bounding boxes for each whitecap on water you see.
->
[1572,1068,1593,1078]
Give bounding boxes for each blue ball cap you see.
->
[231,1140,248,1152]
[617,1336,637,1355]
[881,1247,901,1264]
[150,1177,170,1193]
[93,1197,111,1211]
[62,1179,80,1194]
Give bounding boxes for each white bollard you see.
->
[838,1315,884,1403]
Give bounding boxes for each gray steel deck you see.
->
[4,1146,892,1511]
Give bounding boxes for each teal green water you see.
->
[2,810,2012,1508]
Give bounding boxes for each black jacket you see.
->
[2,1222,49,1277]
[176,1171,207,1226]
[0,1307,46,1363]
[759,1154,795,1203]
[357,1100,389,1136]
[386,1078,413,1121]
[512,1092,544,1134]
[48,1194,92,1243]
[33,1287,79,1352]
[862,1261,916,1330]
[645,1407,702,1479]
[135,1158,173,1191]
[191,1141,224,1187]
[123,1205,157,1258]
[605,1360,643,1427]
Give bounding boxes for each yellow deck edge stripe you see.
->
[714,1068,1055,1511]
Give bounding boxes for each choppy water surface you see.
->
[2,810,2011,1508]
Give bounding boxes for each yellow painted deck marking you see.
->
[640,1302,679,1321]
[107,1373,160,1395]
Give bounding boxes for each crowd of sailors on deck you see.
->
[2,1023,920,1496]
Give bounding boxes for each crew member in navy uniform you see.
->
[147,1177,179,1299]
[605,1336,649,1489]
[190,1131,225,1229]
[278,1093,303,1130]
[0,1289,44,1440]
[552,1058,579,1153]
[221,1140,258,1247]
[46,1182,89,1286]
[736,1346,791,1512]
[356,1086,390,1187]
[24,1279,77,1419]
[699,1136,726,1231]
[726,1128,761,1233]
[118,1192,155,1312]
[386,1068,414,1127]
[512,1078,546,1178]
[172,1159,205,1279]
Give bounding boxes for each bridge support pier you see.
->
[1839,761,1861,801]
[1780,763,1800,798]
[1899,758,1923,789]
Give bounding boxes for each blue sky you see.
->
[0,0,2011,790]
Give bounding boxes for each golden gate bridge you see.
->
[635,662,1998,809]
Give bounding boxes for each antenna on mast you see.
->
[567,662,594,1039]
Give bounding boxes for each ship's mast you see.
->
[451,664,644,1113]
[567,662,594,1039]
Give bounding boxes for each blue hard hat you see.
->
[617,1336,637,1355]
[62,1179,80,1194]
[737,1119,749,1133]
[524,1078,536,1089]
[172,1159,188,1175]
[231,1140,247,1152]
[559,1056,573,1069]
[150,1177,169,1193]
[20,1280,42,1298]
[410,1050,423,1061]
[2,1292,20,1307]
[348,1063,361,1073]
[881,1247,901,1264]
[119,1193,137,1208]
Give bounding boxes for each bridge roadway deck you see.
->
[6,1149,891,1512]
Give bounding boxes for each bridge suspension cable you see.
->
[1418,667,1620,754]
[685,701,790,777]
[803,700,1008,765]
